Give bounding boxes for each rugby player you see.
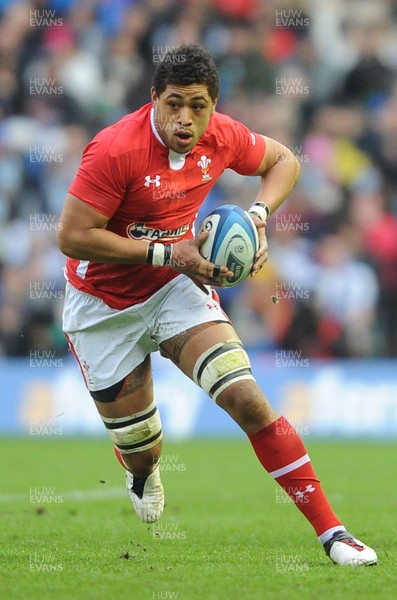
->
[57,44,377,566]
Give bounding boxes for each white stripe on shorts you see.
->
[268,453,310,479]
[76,260,90,279]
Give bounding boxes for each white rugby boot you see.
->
[323,530,377,566]
[125,464,164,523]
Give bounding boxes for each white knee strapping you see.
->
[192,338,255,401]
[102,401,162,454]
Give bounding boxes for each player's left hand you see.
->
[250,215,268,276]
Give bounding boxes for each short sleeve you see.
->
[68,135,129,218]
[226,120,266,175]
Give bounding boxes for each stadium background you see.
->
[1,0,397,439]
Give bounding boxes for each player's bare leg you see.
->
[92,356,164,522]
[160,322,377,566]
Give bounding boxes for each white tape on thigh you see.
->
[101,401,162,454]
[193,338,255,401]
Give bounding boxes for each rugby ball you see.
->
[198,204,259,287]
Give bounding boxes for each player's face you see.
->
[151,84,217,154]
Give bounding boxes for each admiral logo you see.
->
[126,222,190,242]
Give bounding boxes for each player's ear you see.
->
[211,97,218,113]
[151,87,158,104]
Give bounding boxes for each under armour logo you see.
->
[144,175,161,188]
[294,485,315,501]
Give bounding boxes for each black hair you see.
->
[152,44,220,101]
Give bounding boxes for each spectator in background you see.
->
[228,261,295,352]
[312,229,379,357]
[336,2,396,105]
[350,191,397,355]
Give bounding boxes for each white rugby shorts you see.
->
[62,274,229,391]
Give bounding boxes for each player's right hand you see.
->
[170,230,234,288]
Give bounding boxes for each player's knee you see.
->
[216,378,257,409]
[216,380,266,423]
[192,338,274,428]
[192,338,255,401]
[191,339,276,430]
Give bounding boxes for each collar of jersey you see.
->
[150,107,167,147]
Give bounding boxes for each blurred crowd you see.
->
[1,0,397,359]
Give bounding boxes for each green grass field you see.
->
[0,437,395,600]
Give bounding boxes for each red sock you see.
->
[249,416,343,539]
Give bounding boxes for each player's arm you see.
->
[251,136,301,215]
[57,193,232,285]
[248,136,300,274]
[57,193,148,263]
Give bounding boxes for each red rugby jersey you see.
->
[66,103,266,309]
